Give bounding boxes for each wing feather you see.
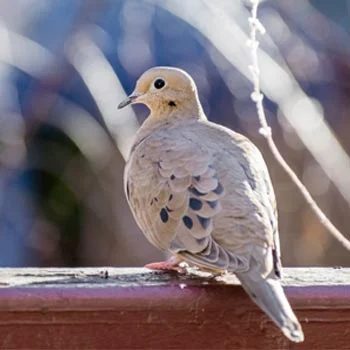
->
[148,145,226,257]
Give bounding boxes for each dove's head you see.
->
[118,67,204,118]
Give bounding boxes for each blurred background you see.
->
[0,0,349,267]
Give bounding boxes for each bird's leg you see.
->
[145,255,186,273]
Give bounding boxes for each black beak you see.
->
[118,95,139,109]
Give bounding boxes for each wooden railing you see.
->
[0,267,349,349]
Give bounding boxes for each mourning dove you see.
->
[118,66,304,342]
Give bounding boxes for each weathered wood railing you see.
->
[0,267,349,349]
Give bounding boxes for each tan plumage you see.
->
[119,66,304,342]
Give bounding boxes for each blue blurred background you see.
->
[0,0,349,267]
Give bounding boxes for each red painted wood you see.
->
[0,280,349,349]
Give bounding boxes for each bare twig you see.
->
[248,0,350,252]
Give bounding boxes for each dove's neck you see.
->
[149,93,205,119]
[131,99,207,155]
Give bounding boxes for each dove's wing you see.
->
[238,138,282,279]
[218,135,282,279]
[126,130,252,272]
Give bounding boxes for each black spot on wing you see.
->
[213,182,224,195]
[207,200,218,209]
[183,215,193,229]
[189,198,203,211]
[170,174,175,180]
[160,208,169,223]
[194,175,201,181]
[197,216,211,229]
[190,187,206,196]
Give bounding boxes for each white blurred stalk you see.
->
[0,20,55,77]
[65,29,139,160]
[248,0,350,251]
[52,96,116,171]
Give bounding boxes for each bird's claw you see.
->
[145,256,186,274]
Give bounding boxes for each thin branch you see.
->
[248,0,350,252]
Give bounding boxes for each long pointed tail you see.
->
[237,272,304,342]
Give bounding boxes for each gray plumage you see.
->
[119,66,304,342]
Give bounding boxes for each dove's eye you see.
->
[154,78,166,89]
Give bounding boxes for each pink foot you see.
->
[145,256,186,273]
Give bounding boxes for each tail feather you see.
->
[237,272,304,343]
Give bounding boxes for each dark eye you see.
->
[154,78,165,89]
